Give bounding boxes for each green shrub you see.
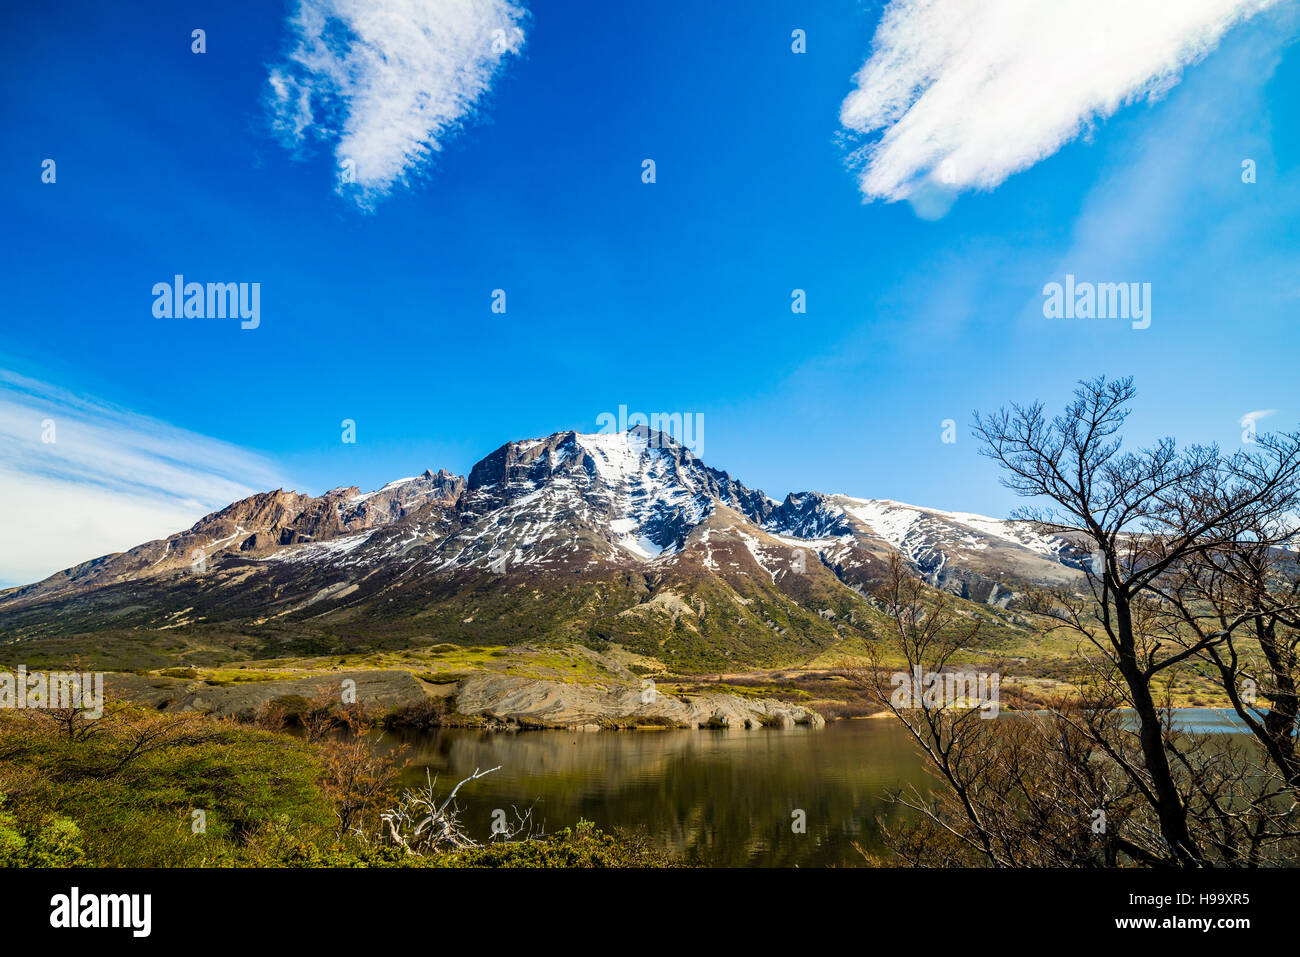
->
[0,704,677,869]
[0,797,87,867]
[436,821,678,868]
[159,667,200,679]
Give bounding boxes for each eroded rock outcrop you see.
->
[104,667,825,732]
[454,673,825,731]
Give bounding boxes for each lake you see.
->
[380,718,931,867]
[376,708,1260,867]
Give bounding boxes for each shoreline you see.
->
[102,668,828,733]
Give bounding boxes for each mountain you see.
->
[762,493,1087,601]
[0,427,1087,671]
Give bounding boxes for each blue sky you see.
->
[3,0,1300,585]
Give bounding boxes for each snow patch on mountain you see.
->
[734,528,782,583]
[263,531,374,566]
[840,498,1070,562]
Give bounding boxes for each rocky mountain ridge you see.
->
[0,426,1088,670]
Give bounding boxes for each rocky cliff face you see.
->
[1,468,467,606]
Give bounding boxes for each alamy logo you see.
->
[596,405,703,456]
[0,666,103,719]
[1042,274,1150,330]
[890,667,1000,718]
[152,275,260,329]
[50,887,151,937]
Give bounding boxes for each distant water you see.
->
[376,710,1254,867]
[1138,708,1257,734]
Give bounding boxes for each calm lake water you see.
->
[379,719,931,867]
[374,709,1256,867]
[1155,708,1257,734]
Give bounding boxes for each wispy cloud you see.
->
[840,0,1280,204]
[1025,8,1300,329]
[0,370,288,587]
[267,0,528,208]
[1241,409,1278,428]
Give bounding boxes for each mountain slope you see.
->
[0,426,1084,670]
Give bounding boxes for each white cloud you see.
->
[840,0,1280,203]
[1025,11,1300,331]
[1241,409,1278,427]
[0,370,288,588]
[267,0,528,207]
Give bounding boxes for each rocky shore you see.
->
[104,669,826,731]
[453,673,825,730]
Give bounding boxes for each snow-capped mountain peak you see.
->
[1,427,1086,619]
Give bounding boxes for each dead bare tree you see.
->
[377,766,502,855]
[857,553,1001,860]
[1157,506,1300,792]
[101,709,218,776]
[973,376,1300,866]
[17,661,119,744]
[488,803,542,843]
[19,702,116,744]
[858,553,1162,867]
[319,731,407,841]
[299,686,343,743]
[861,552,1300,866]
